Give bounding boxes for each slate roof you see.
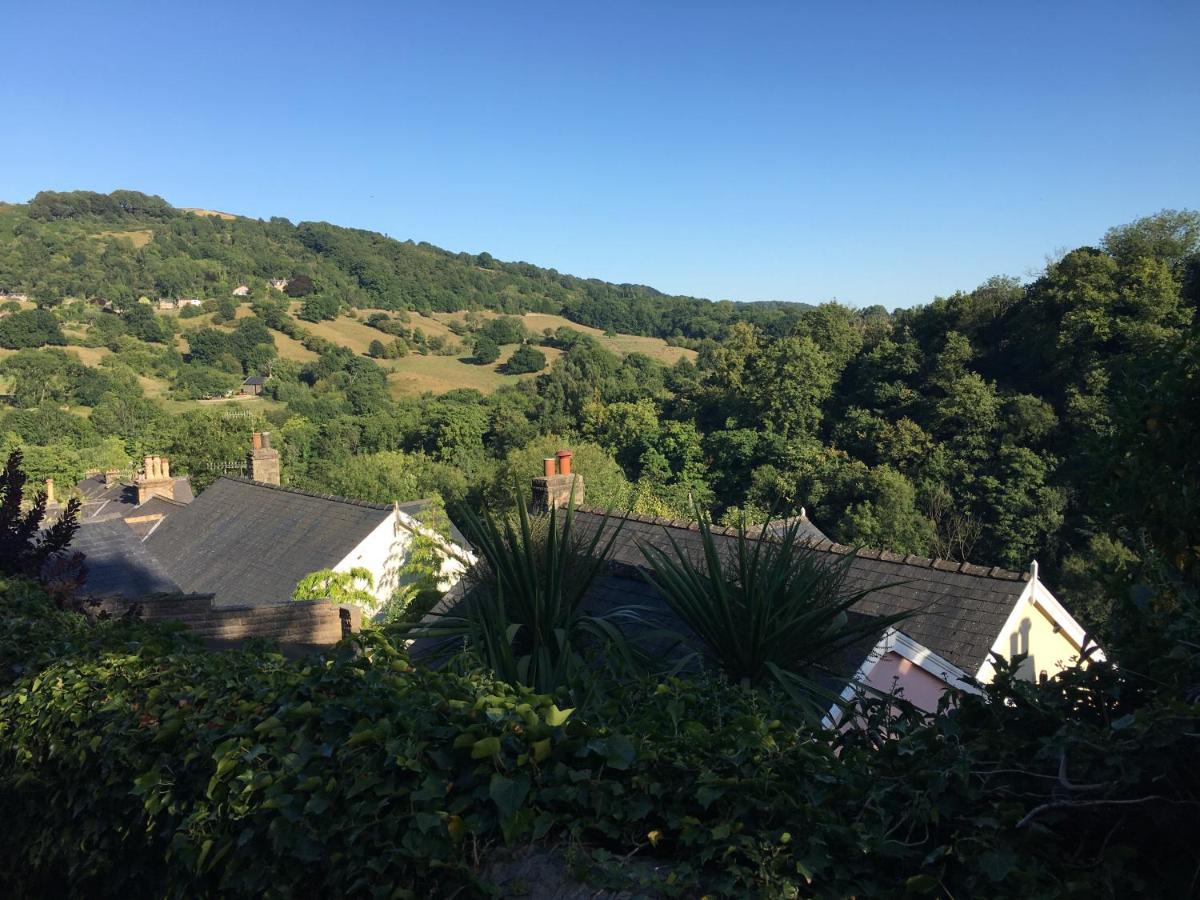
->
[144,477,457,607]
[566,507,1031,674]
[70,520,182,598]
[243,375,266,386]
[76,473,194,522]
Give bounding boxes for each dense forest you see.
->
[1,190,1197,636]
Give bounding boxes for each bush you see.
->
[505,344,546,374]
[472,334,500,364]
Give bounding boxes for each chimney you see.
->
[44,478,57,506]
[104,468,120,486]
[137,454,175,504]
[249,431,281,485]
[531,448,584,512]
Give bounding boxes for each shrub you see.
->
[506,344,546,374]
[472,334,500,364]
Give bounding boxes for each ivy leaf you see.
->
[696,784,725,809]
[905,874,939,894]
[545,705,574,727]
[490,772,531,821]
[979,849,1017,882]
[603,734,636,770]
[471,736,502,759]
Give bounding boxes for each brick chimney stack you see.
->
[532,448,584,512]
[137,454,175,503]
[249,431,281,485]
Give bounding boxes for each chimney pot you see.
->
[542,457,556,478]
[161,457,170,479]
[261,431,272,450]
[556,449,573,476]
[45,478,55,505]
[251,432,263,451]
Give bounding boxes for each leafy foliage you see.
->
[292,566,376,610]
[0,448,81,579]
[1,570,1198,897]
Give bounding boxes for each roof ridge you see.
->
[217,476,398,512]
[572,505,1029,584]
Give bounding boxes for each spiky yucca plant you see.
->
[408,485,644,699]
[639,508,912,717]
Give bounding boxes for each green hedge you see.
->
[2,577,1199,897]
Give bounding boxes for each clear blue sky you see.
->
[1,1,1196,308]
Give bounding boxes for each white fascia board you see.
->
[823,627,983,728]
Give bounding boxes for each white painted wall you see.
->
[333,508,475,618]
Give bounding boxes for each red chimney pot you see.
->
[556,449,573,476]
[542,457,556,477]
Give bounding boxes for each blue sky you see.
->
[1,1,1196,308]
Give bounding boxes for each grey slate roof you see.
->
[77,473,194,522]
[144,477,453,607]
[566,507,1031,674]
[70,520,182,598]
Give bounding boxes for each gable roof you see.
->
[144,477,453,607]
[567,507,1031,673]
[243,375,266,385]
[145,477,393,606]
[71,520,182,598]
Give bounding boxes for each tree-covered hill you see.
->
[0,189,809,340]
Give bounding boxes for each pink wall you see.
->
[862,651,948,713]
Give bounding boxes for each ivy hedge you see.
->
[1,576,1198,897]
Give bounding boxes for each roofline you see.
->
[974,573,1106,680]
[216,476,399,513]
[572,505,1031,585]
[823,626,984,728]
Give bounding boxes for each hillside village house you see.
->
[240,374,266,395]
[144,478,474,614]
[51,434,473,626]
[268,278,289,291]
[428,451,1099,716]
[231,284,250,296]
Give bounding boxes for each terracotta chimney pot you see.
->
[251,432,263,451]
[45,478,55,505]
[542,457,556,478]
[556,449,573,476]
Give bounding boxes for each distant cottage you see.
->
[240,374,266,395]
[231,284,250,297]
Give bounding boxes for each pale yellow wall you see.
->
[978,591,1084,684]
